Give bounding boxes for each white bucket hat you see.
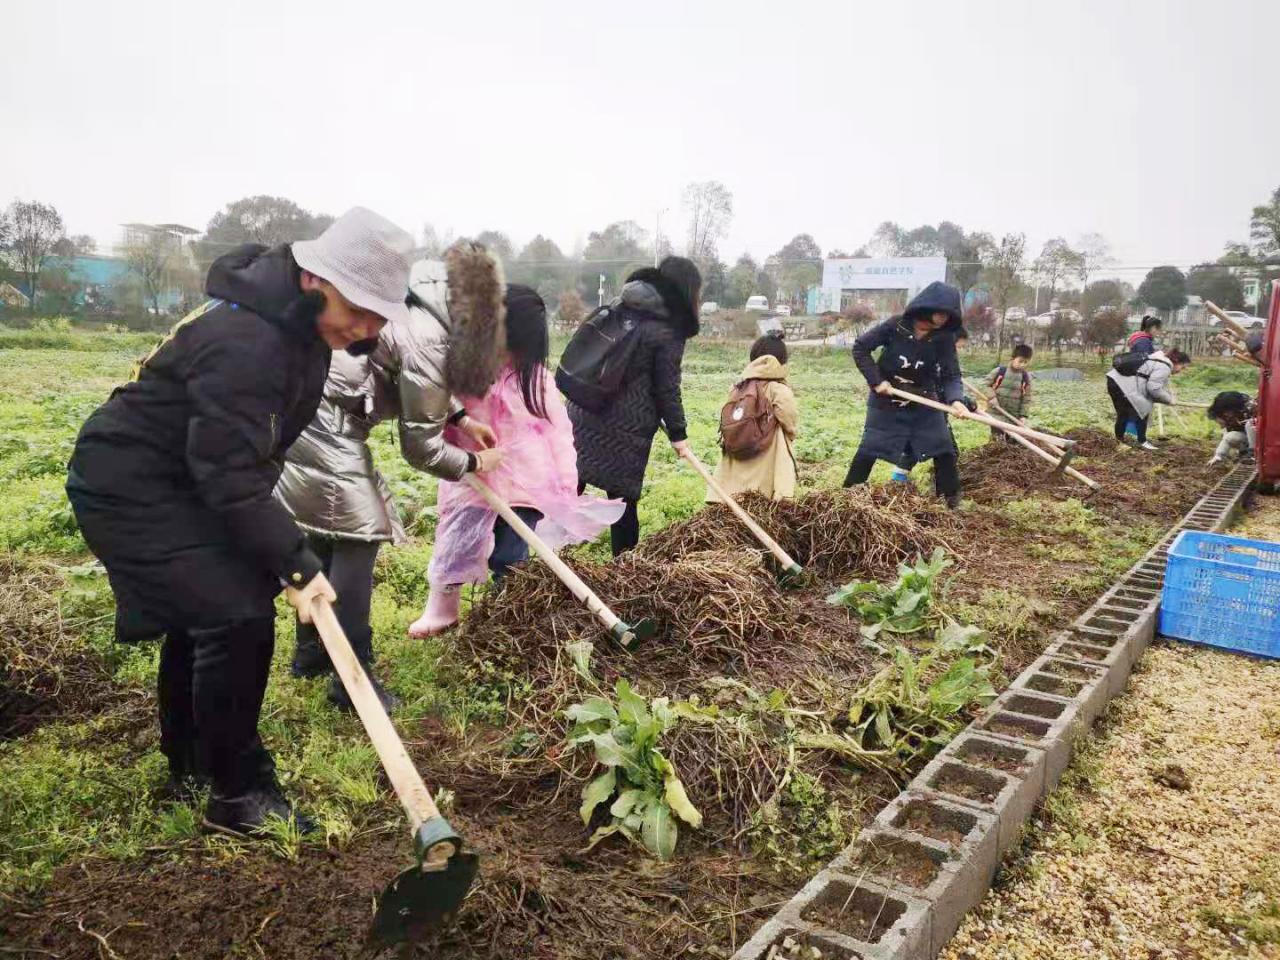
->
[292,207,414,326]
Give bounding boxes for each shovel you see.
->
[308,597,477,948]
[463,474,656,649]
[679,448,805,586]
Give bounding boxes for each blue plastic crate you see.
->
[1159,530,1280,659]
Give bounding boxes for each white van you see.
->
[745,295,769,313]
[699,301,720,316]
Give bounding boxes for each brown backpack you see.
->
[719,378,778,459]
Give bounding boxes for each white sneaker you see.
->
[1139,441,1159,451]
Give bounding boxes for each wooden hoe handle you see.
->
[681,448,803,576]
[883,385,1071,449]
[309,598,459,868]
[463,474,641,644]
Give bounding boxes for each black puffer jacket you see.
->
[66,244,330,640]
[568,270,698,501]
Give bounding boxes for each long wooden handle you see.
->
[309,599,443,832]
[463,474,622,633]
[961,379,1094,487]
[961,378,1066,450]
[681,448,800,570]
[1155,405,1166,437]
[883,385,1071,448]
[1205,300,1251,338]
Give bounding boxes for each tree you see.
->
[582,221,651,300]
[1085,306,1129,357]
[52,234,97,257]
[558,290,586,327]
[1186,265,1245,311]
[726,254,758,308]
[420,222,455,258]
[1250,186,1280,256]
[474,230,514,264]
[1137,266,1188,317]
[765,235,823,309]
[1082,279,1128,319]
[510,235,569,297]
[865,220,991,293]
[1046,309,1079,361]
[195,196,332,268]
[2,200,65,312]
[1075,233,1111,296]
[682,181,734,262]
[1032,238,1084,308]
[981,233,1026,359]
[702,258,728,305]
[123,225,182,318]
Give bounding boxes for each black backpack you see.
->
[554,305,641,412]
[1112,350,1148,377]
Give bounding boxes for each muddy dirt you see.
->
[1,432,1229,959]
[854,841,940,888]
[899,805,967,847]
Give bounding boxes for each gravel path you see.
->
[941,499,1280,960]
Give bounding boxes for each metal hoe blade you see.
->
[368,852,480,948]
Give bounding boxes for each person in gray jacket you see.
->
[275,251,505,710]
[1105,348,1190,450]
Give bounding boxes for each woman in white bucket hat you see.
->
[67,207,414,837]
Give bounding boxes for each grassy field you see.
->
[0,328,1259,958]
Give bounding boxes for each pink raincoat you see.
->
[428,364,624,588]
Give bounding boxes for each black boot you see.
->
[203,776,315,837]
[290,620,330,678]
[945,492,961,511]
[326,626,398,713]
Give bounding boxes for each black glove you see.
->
[960,396,978,413]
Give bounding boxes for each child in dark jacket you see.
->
[845,281,967,507]
[1206,391,1257,465]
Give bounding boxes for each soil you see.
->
[1042,660,1103,682]
[934,767,1000,803]
[985,716,1045,740]
[801,889,900,943]
[899,805,968,847]
[1,432,1233,959]
[1024,674,1082,697]
[854,842,940,888]
[960,742,1031,774]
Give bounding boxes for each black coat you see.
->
[66,244,330,640]
[569,271,698,501]
[852,281,964,464]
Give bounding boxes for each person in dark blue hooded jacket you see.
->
[844,281,967,507]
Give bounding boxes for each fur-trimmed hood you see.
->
[620,267,699,339]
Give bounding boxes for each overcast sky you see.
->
[4,0,1277,282]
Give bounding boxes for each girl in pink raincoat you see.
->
[409,285,623,637]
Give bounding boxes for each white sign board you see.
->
[821,257,947,292]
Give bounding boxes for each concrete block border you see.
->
[731,464,1255,960]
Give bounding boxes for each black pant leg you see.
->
[843,453,877,488]
[157,629,196,778]
[607,495,640,557]
[489,509,542,580]
[933,453,961,497]
[1134,415,1149,443]
[325,539,381,663]
[292,534,334,677]
[1107,378,1134,441]
[191,616,276,795]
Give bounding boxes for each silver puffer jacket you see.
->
[275,259,471,542]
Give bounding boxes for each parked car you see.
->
[745,295,769,313]
[775,304,792,317]
[699,301,720,316]
[1221,309,1267,329]
[1004,306,1027,323]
